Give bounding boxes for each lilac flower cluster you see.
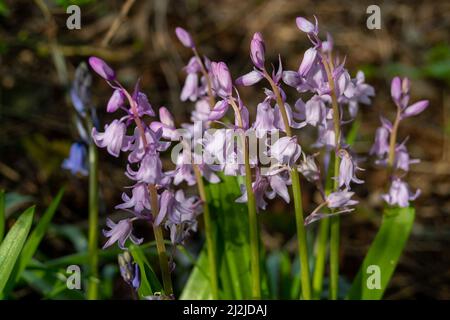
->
[224,16,373,223]
[371,77,428,207]
[174,16,377,222]
[88,57,202,248]
[284,17,376,222]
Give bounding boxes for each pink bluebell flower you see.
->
[103,218,143,249]
[382,178,420,208]
[92,119,133,157]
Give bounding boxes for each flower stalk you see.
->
[193,165,219,299]
[229,98,261,299]
[86,115,99,300]
[122,87,174,296]
[322,55,341,300]
[262,69,312,300]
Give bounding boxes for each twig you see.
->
[101,0,136,47]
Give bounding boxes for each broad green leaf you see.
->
[347,206,415,300]
[1,190,64,297]
[208,175,253,299]
[0,190,5,241]
[17,189,64,279]
[129,244,162,298]
[180,248,212,300]
[0,206,34,293]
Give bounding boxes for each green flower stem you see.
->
[312,218,329,299]
[245,148,261,299]
[87,117,99,300]
[262,70,311,300]
[322,57,342,300]
[388,108,401,167]
[312,152,335,299]
[149,184,173,296]
[291,170,312,299]
[229,99,261,299]
[193,164,219,299]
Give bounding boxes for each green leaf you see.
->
[347,206,415,300]
[179,248,212,300]
[208,175,253,299]
[266,250,292,299]
[17,189,64,279]
[0,206,35,293]
[0,190,5,241]
[180,175,258,299]
[129,244,162,298]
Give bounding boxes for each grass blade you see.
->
[0,190,5,241]
[0,206,35,293]
[17,189,64,278]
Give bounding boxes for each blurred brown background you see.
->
[0,0,449,299]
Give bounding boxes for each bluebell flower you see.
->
[62,142,88,176]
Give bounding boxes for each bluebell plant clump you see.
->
[85,15,428,299]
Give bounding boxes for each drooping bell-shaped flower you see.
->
[269,136,302,167]
[370,126,390,158]
[314,120,336,149]
[102,218,143,249]
[155,190,201,244]
[150,107,180,141]
[382,178,420,207]
[115,183,151,215]
[126,151,166,185]
[134,91,155,117]
[298,154,320,183]
[181,73,199,102]
[252,100,277,138]
[236,172,270,211]
[303,95,327,127]
[107,89,125,113]
[327,190,358,209]
[170,150,197,186]
[62,142,88,176]
[273,103,306,131]
[191,99,211,122]
[337,149,364,189]
[92,119,133,157]
[266,172,291,203]
[394,144,420,172]
[127,127,170,163]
